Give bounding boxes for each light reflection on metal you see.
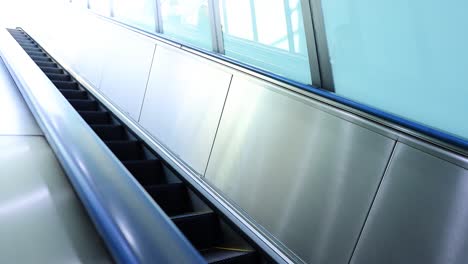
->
[0,188,49,217]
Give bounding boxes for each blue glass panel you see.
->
[160,0,212,50]
[322,0,468,140]
[113,0,156,32]
[220,0,311,84]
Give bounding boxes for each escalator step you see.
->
[31,56,52,62]
[68,99,98,111]
[10,35,28,39]
[53,80,78,90]
[20,43,38,48]
[20,44,40,49]
[10,33,27,38]
[59,89,87,99]
[16,40,34,45]
[202,248,257,264]
[12,34,30,39]
[40,67,63,74]
[15,38,32,43]
[91,124,127,140]
[25,50,47,57]
[47,73,71,81]
[36,61,58,68]
[146,183,192,216]
[123,160,166,185]
[172,212,221,250]
[78,111,111,124]
[105,140,144,160]
[21,45,44,53]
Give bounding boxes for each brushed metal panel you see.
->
[0,136,111,263]
[205,76,395,264]
[100,26,156,120]
[351,143,468,264]
[70,15,108,88]
[139,46,232,174]
[0,59,41,135]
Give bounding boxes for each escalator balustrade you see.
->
[8,28,267,264]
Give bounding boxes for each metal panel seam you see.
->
[138,44,157,122]
[203,74,234,177]
[347,141,398,264]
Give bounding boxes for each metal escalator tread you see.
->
[105,140,144,161]
[78,111,111,125]
[172,211,222,249]
[24,47,43,53]
[39,67,63,74]
[53,80,79,90]
[201,248,257,264]
[35,61,58,68]
[47,73,71,81]
[26,50,48,57]
[21,43,39,48]
[90,124,127,141]
[122,160,166,185]
[30,55,52,62]
[68,99,98,111]
[9,28,262,264]
[146,183,193,216]
[59,89,87,99]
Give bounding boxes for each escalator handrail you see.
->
[0,28,205,264]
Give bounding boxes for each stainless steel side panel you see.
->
[99,26,156,120]
[69,15,108,88]
[205,76,396,264]
[351,143,468,264]
[139,46,232,174]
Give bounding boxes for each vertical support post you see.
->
[304,0,335,91]
[154,0,163,33]
[208,0,225,54]
[300,0,322,87]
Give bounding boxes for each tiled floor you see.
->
[0,58,111,263]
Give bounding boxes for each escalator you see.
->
[7,28,268,264]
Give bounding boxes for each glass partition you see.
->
[89,0,111,16]
[113,0,156,32]
[159,0,212,50]
[219,0,312,84]
[321,0,468,140]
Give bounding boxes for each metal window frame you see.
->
[305,0,334,91]
[208,0,224,53]
[154,0,163,33]
[300,0,323,89]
